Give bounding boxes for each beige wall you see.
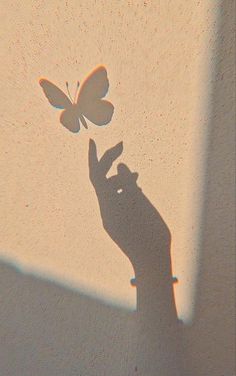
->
[0,1,235,375]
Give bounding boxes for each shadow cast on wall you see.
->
[0,259,134,376]
[1,145,183,376]
[89,139,183,375]
[1,2,234,375]
[183,1,235,375]
[39,66,114,133]
[0,140,183,376]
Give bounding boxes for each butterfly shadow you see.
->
[40,66,114,133]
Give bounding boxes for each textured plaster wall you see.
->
[0,1,235,375]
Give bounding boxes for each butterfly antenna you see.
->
[66,82,73,102]
[74,81,80,103]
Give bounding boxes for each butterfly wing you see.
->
[60,109,80,133]
[39,79,71,109]
[80,100,114,126]
[78,66,114,126]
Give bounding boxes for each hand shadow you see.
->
[89,139,183,374]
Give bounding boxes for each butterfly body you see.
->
[40,66,114,133]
